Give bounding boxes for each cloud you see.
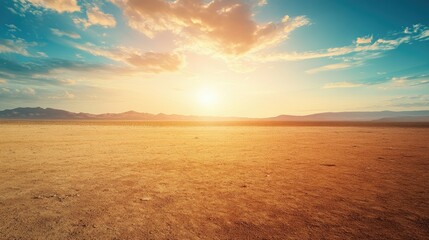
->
[8,0,43,16]
[0,71,16,79]
[75,43,184,73]
[323,82,363,89]
[336,74,429,91]
[26,0,80,13]
[416,30,429,40]
[257,0,268,6]
[253,24,429,73]
[404,24,423,34]
[74,7,116,28]
[0,57,109,85]
[48,91,75,99]
[5,24,21,32]
[306,63,354,74]
[0,87,36,98]
[260,23,429,65]
[111,0,309,56]
[0,38,48,58]
[387,95,429,108]
[36,51,48,57]
[356,35,372,45]
[263,35,412,62]
[0,38,36,56]
[389,75,429,88]
[0,47,183,92]
[59,79,77,85]
[50,28,81,39]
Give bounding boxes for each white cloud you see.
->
[252,24,429,73]
[75,43,184,73]
[263,35,412,62]
[50,28,81,39]
[416,30,429,40]
[1,87,37,96]
[5,24,20,32]
[27,0,80,13]
[0,72,16,79]
[9,0,43,16]
[257,0,268,6]
[323,82,363,89]
[36,51,48,57]
[0,38,36,56]
[390,76,429,87]
[306,63,353,74]
[74,7,116,28]
[387,95,429,108]
[258,23,428,68]
[356,35,372,45]
[48,91,75,99]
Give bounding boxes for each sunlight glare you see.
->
[197,87,218,107]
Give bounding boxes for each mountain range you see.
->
[1,107,429,122]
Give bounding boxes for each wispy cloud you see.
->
[257,0,268,6]
[265,25,426,61]
[306,63,354,74]
[26,0,80,13]
[48,91,75,99]
[28,0,80,13]
[0,87,36,99]
[5,24,21,32]
[416,30,429,40]
[257,23,429,74]
[73,7,116,29]
[387,95,429,108]
[262,35,412,62]
[388,75,429,88]
[50,28,81,39]
[0,57,108,85]
[355,35,373,45]
[324,74,429,90]
[75,43,184,73]
[323,82,364,89]
[0,38,36,56]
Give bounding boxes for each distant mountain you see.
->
[0,107,95,119]
[0,107,247,121]
[373,116,429,122]
[0,107,429,122]
[269,111,429,122]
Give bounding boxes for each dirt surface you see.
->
[0,122,428,239]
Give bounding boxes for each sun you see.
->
[197,87,218,106]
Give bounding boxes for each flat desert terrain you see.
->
[0,122,428,239]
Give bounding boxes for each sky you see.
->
[0,0,429,117]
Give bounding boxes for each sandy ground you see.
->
[0,122,428,239]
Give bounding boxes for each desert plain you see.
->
[0,121,428,240]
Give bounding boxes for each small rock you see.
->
[320,164,336,167]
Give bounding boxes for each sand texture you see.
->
[0,122,428,239]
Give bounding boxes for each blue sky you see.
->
[1,0,429,116]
